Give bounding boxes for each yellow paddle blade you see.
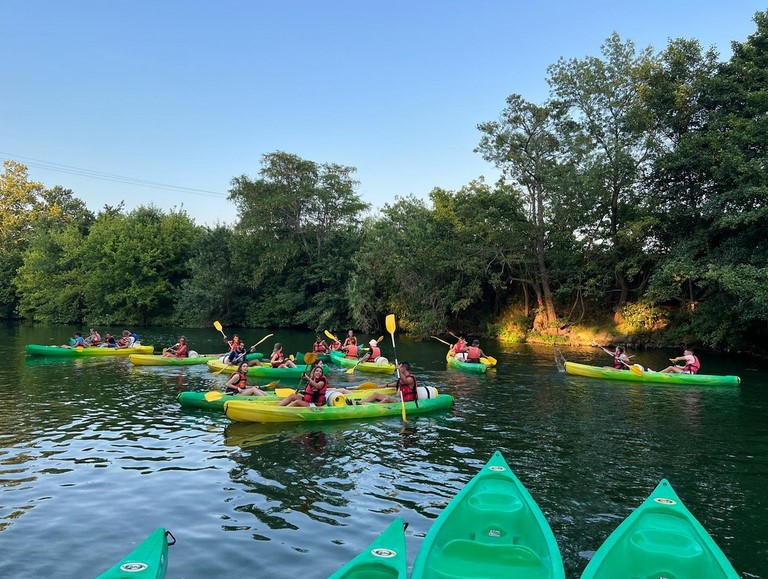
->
[346,366,356,374]
[205,391,224,402]
[213,320,223,332]
[303,352,318,366]
[400,390,407,422]
[486,355,498,365]
[385,314,396,335]
[275,388,296,397]
[480,356,498,366]
[264,380,280,389]
[253,333,274,347]
[324,329,339,342]
[629,364,644,377]
[356,382,378,390]
[376,335,384,343]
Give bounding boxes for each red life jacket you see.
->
[467,346,481,361]
[613,354,624,369]
[118,337,130,347]
[176,344,189,358]
[684,355,700,374]
[271,351,285,367]
[368,346,381,360]
[330,341,342,351]
[345,345,358,359]
[398,374,417,402]
[90,334,101,346]
[313,341,326,353]
[302,376,327,405]
[226,371,247,393]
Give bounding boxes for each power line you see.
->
[0,151,230,199]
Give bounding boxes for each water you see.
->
[0,323,766,577]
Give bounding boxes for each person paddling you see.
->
[359,339,384,364]
[596,344,630,369]
[660,348,700,374]
[65,332,86,348]
[278,363,327,407]
[85,328,101,346]
[163,336,189,358]
[312,336,329,354]
[225,362,267,396]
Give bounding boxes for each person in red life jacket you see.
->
[312,336,329,354]
[451,336,468,361]
[465,340,487,364]
[362,362,418,403]
[270,343,296,368]
[343,329,357,348]
[278,363,328,407]
[163,336,190,358]
[597,344,630,369]
[660,348,701,374]
[329,338,342,351]
[102,333,117,347]
[115,330,135,349]
[85,328,101,346]
[224,334,241,355]
[360,339,384,364]
[342,341,359,359]
[225,362,268,396]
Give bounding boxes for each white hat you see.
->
[369,339,377,347]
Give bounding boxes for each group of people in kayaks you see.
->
[597,343,701,374]
[446,335,490,363]
[64,329,141,349]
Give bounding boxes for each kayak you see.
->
[206,359,308,378]
[177,387,396,411]
[130,352,263,366]
[410,450,564,579]
[564,361,741,386]
[25,344,154,357]
[581,478,738,578]
[328,517,407,578]
[295,351,331,364]
[329,349,396,375]
[446,352,488,374]
[224,394,454,423]
[96,527,174,578]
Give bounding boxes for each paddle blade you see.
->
[213,320,223,332]
[275,388,296,397]
[630,364,644,377]
[324,329,339,342]
[385,314,396,336]
[376,335,384,343]
[356,382,378,390]
[449,331,460,340]
[346,367,356,374]
[303,352,318,366]
[400,390,407,422]
[265,380,280,389]
[205,391,224,402]
[486,355,498,365]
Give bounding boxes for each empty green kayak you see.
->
[96,527,174,578]
[328,517,407,578]
[446,352,488,374]
[25,344,155,357]
[564,361,740,386]
[329,349,396,374]
[411,450,564,579]
[581,479,738,578]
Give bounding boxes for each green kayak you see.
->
[446,352,488,374]
[130,352,263,366]
[329,349,396,374]
[295,351,331,363]
[207,359,308,378]
[177,387,396,411]
[581,479,738,578]
[96,527,174,578]
[328,517,407,578]
[564,361,741,386]
[25,344,155,357]
[411,450,564,579]
[224,394,454,423]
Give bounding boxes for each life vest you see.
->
[228,339,240,353]
[271,351,285,367]
[345,344,358,359]
[368,346,381,360]
[398,374,418,402]
[175,344,189,358]
[330,341,342,351]
[118,337,130,347]
[90,334,101,346]
[302,376,327,405]
[226,371,247,393]
[467,346,481,362]
[455,340,466,353]
[684,355,700,374]
[313,341,326,353]
[613,354,624,369]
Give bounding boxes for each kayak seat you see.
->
[467,491,523,514]
[629,528,704,559]
[430,540,547,579]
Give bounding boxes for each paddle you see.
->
[592,341,642,376]
[275,380,379,398]
[213,320,227,339]
[386,314,406,422]
[431,336,452,346]
[205,379,281,402]
[324,330,339,342]
[481,355,498,366]
[214,333,274,375]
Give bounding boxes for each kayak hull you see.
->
[224,394,454,423]
[329,349,396,374]
[411,450,564,579]
[564,361,740,386]
[25,344,154,357]
[328,517,407,578]
[446,352,488,374]
[96,527,171,579]
[129,354,219,366]
[581,479,739,578]
[177,388,396,411]
[206,359,308,378]
[296,351,331,364]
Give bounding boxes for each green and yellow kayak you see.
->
[329,349,396,374]
[177,387,396,411]
[25,344,154,357]
[564,361,740,386]
[295,351,331,364]
[130,352,263,366]
[581,479,738,578]
[207,359,308,378]
[328,517,407,578]
[224,394,454,423]
[446,352,488,374]
[96,527,174,578]
[411,450,564,579]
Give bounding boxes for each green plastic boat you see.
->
[224,394,454,423]
[328,517,407,578]
[130,352,263,366]
[581,478,738,578]
[446,352,488,374]
[329,349,396,374]
[295,351,331,363]
[177,387,395,411]
[410,450,564,579]
[96,527,174,578]
[25,344,155,357]
[564,361,740,386]
[207,359,308,378]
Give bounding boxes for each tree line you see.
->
[2,11,766,353]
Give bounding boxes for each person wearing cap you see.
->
[163,336,189,358]
[359,339,384,364]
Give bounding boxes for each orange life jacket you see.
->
[345,344,358,359]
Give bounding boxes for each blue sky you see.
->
[2,1,765,225]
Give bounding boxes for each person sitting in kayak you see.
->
[329,338,342,351]
[343,329,357,348]
[226,341,247,365]
[450,336,468,361]
[660,348,700,374]
[65,332,86,348]
[312,336,329,353]
[163,336,189,358]
[225,362,267,396]
[85,328,101,346]
[359,339,385,364]
[278,363,328,407]
[116,330,135,349]
[342,341,359,359]
[270,343,296,368]
[598,344,630,369]
[464,340,487,364]
[101,333,117,347]
[129,330,141,345]
[362,362,418,404]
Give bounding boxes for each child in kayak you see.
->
[598,344,630,369]
[163,336,189,358]
[464,340,487,364]
[278,363,327,407]
[85,328,101,346]
[660,349,700,374]
[225,362,267,396]
[116,330,135,349]
[65,332,86,348]
[101,333,117,347]
[270,343,296,368]
[343,329,357,348]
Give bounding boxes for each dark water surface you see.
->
[0,324,765,577]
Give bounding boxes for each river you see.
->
[0,323,765,577]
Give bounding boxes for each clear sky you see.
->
[2,1,765,226]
